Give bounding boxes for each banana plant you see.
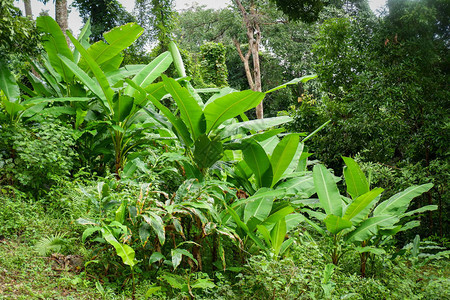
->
[310,157,435,275]
[143,42,317,178]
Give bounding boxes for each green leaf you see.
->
[142,213,165,246]
[162,75,204,140]
[58,55,107,106]
[73,19,91,63]
[145,285,162,298]
[204,90,265,133]
[276,174,315,197]
[85,23,143,67]
[343,188,384,223]
[324,214,353,235]
[342,157,369,199]
[257,225,272,246]
[112,93,134,123]
[193,134,223,170]
[149,252,165,265]
[354,246,386,255]
[271,219,287,255]
[219,116,292,139]
[125,52,172,96]
[0,63,20,102]
[313,164,343,217]
[271,134,300,187]
[265,75,317,94]
[242,141,273,188]
[244,193,274,223]
[67,31,114,107]
[373,183,433,216]
[171,248,197,270]
[115,200,128,224]
[227,206,267,251]
[146,94,193,146]
[36,16,74,82]
[401,205,438,218]
[346,215,399,243]
[101,226,137,267]
[191,279,216,289]
[261,206,295,227]
[82,227,102,243]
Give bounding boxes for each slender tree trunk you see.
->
[24,0,32,18]
[55,0,70,44]
[233,0,264,119]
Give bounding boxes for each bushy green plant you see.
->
[0,121,78,194]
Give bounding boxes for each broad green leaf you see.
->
[105,65,144,87]
[142,213,165,246]
[342,156,369,199]
[149,252,165,265]
[125,52,172,96]
[204,90,265,133]
[343,188,384,223]
[23,97,91,105]
[265,75,317,94]
[271,134,300,187]
[219,116,292,139]
[244,193,274,223]
[57,55,107,106]
[401,205,438,218]
[146,94,193,146]
[227,206,267,251]
[191,279,216,289]
[83,23,143,68]
[261,206,295,227]
[242,141,273,188]
[1,99,24,118]
[373,183,433,216]
[36,16,74,82]
[145,285,162,298]
[81,226,102,243]
[324,214,353,235]
[67,31,114,107]
[285,213,306,232]
[115,200,128,224]
[313,164,343,217]
[28,60,62,97]
[257,225,272,246]
[163,75,204,140]
[73,19,91,63]
[346,215,399,243]
[271,219,287,255]
[112,93,134,123]
[101,227,137,267]
[277,174,315,197]
[193,134,223,170]
[171,248,197,270]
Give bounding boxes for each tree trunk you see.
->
[55,0,70,44]
[233,0,264,119]
[24,0,32,18]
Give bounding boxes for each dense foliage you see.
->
[0,0,448,298]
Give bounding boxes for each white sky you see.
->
[15,0,387,36]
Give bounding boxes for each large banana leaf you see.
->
[243,193,274,223]
[270,134,300,187]
[324,214,353,235]
[67,31,115,107]
[265,75,317,94]
[0,62,19,102]
[219,116,292,139]
[342,156,369,199]
[29,60,62,97]
[73,19,91,64]
[203,90,265,134]
[112,94,134,123]
[313,164,343,217]
[142,212,165,246]
[343,188,384,223]
[58,55,107,105]
[373,183,433,216]
[82,23,143,69]
[36,16,74,82]
[345,215,399,243]
[146,94,193,146]
[271,218,287,255]
[193,135,223,170]
[276,174,315,197]
[124,52,172,96]
[162,75,204,140]
[242,141,273,188]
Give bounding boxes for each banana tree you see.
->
[143,42,318,179]
[310,157,435,276]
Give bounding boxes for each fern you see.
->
[34,232,69,256]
